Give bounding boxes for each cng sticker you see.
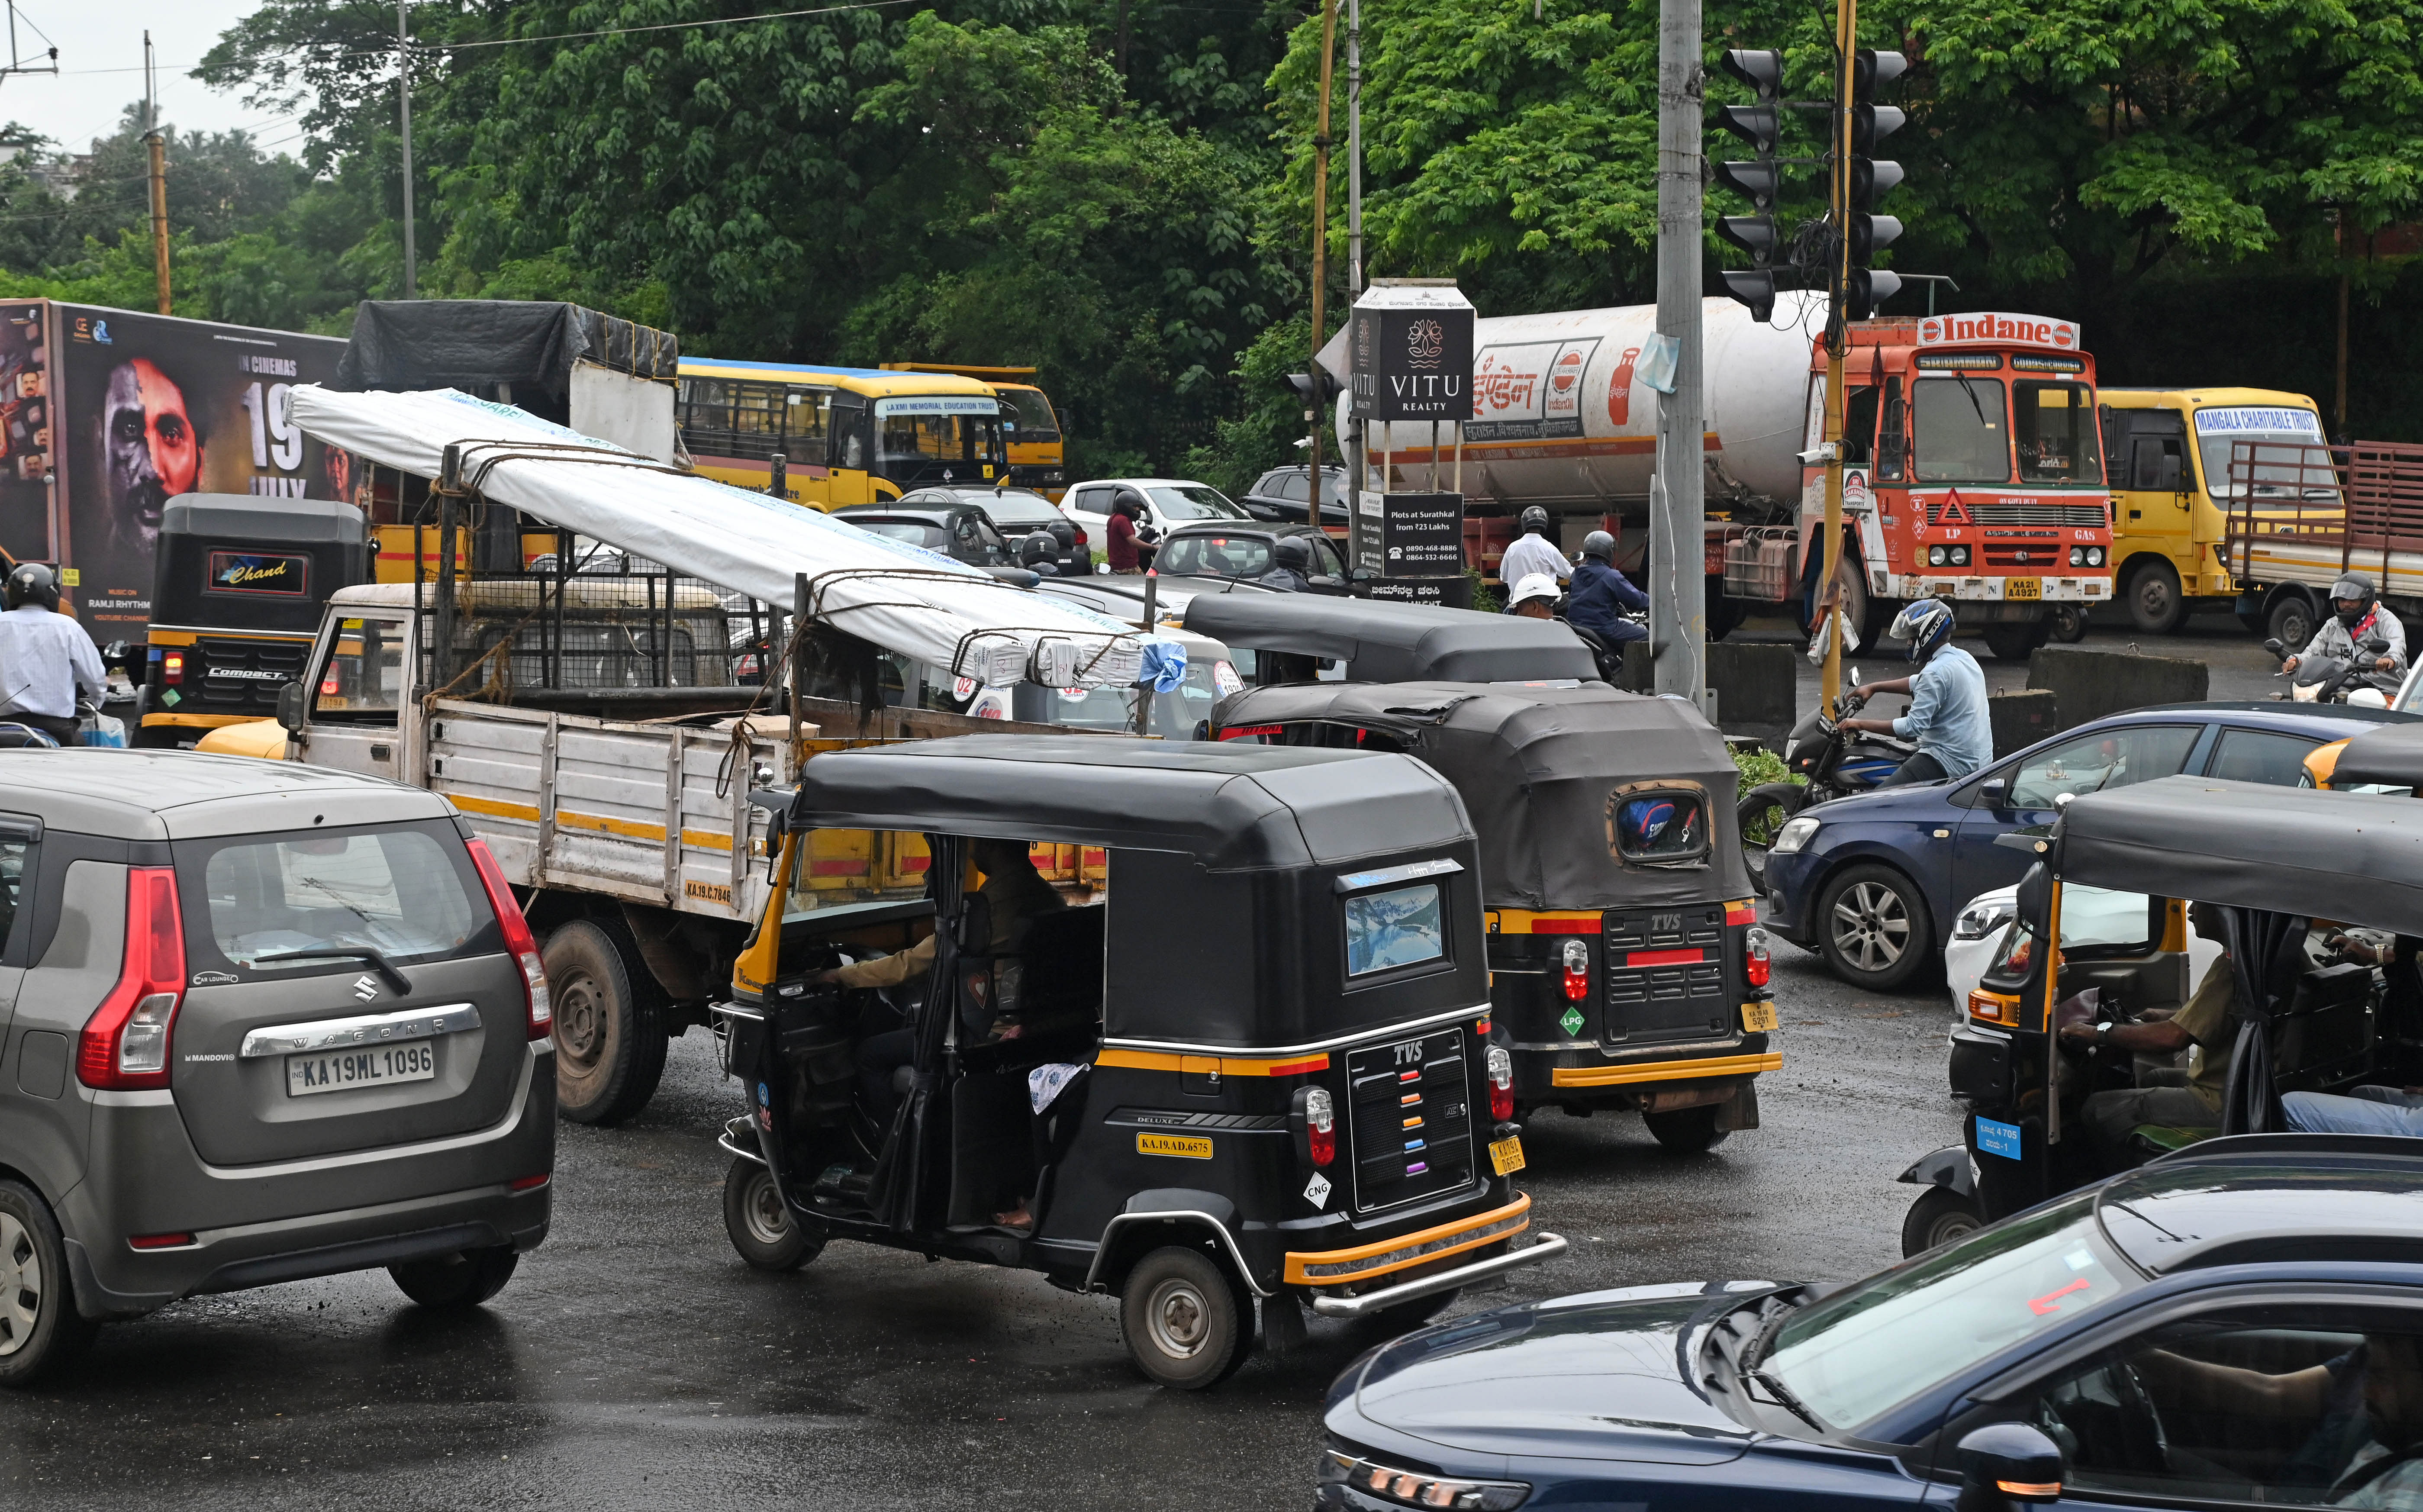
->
[1137,1132,1213,1160]
[1559,1007,1585,1037]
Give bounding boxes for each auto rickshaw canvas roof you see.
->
[2322,722,2423,792]
[161,494,367,545]
[1180,594,1602,684]
[1206,680,1752,907]
[2054,776,2423,935]
[782,734,1475,872]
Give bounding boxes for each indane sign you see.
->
[1915,313,2080,351]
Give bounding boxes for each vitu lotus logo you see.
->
[1405,319,1446,369]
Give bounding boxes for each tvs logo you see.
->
[1405,319,1445,369]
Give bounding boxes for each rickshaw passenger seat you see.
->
[1017,906,1107,1023]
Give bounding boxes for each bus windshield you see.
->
[1912,376,2011,484]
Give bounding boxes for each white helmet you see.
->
[1508,572,1561,611]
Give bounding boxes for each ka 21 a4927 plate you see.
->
[287,1042,435,1097]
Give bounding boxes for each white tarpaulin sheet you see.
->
[288,385,1143,687]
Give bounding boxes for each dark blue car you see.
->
[1318,1135,2423,1512]
[1763,702,2416,991]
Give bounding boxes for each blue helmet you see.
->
[1888,598,1956,663]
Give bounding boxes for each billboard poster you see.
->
[1350,490,1465,578]
[0,301,54,568]
[56,305,348,637]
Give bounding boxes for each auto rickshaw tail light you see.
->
[1302,1086,1336,1167]
[1746,928,1771,989]
[161,651,184,685]
[1559,938,1589,1001]
[1969,990,2019,1027]
[1486,1046,1514,1121]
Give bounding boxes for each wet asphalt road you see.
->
[3,944,1959,1512]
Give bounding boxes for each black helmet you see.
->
[1018,533,1057,570]
[1046,518,1075,549]
[2333,572,2378,626]
[1273,535,1313,572]
[1520,506,1550,537]
[4,561,57,611]
[1581,530,1617,564]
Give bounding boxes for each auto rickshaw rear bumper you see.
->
[1286,1191,1563,1316]
[1307,1231,1568,1317]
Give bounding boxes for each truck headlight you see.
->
[2068,547,2085,567]
[1768,815,1821,856]
[1953,899,2016,941]
[1928,545,1946,566]
[1321,1449,1531,1510]
[1949,545,1970,566]
[2088,546,2105,566]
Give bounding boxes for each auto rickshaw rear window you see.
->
[1610,790,1708,864]
[1344,884,1448,977]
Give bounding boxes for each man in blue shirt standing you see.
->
[1565,531,1648,644]
[1837,598,1991,787]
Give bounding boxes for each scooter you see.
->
[1737,674,1918,890]
[1563,609,1650,685]
[2263,635,2396,707]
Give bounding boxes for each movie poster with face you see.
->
[0,301,55,568]
[57,305,348,638]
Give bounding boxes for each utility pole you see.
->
[397,0,417,299]
[144,32,168,315]
[1650,0,1704,703]
[0,4,59,87]
[1306,0,1339,480]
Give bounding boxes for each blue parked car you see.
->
[1762,702,2415,991]
[1317,1135,2423,1512]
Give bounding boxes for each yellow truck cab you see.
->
[2099,387,2328,633]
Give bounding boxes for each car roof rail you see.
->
[2146,1132,2423,1168]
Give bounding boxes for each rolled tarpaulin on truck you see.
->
[286,384,1144,689]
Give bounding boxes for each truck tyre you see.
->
[1900,1186,1985,1257]
[1644,1104,1730,1154]
[1816,862,1934,991]
[2048,603,2089,643]
[723,1157,822,1271]
[0,1180,97,1388]
[1120,1246,1252,1389]
[547,919,669,1126]
[2125,559,2187,634]
[1706,580,1743,642]
[389,1245,518,1308]
[1982,621,2049,661]
[2268,593,2317,654]
[1738,782,1807,893]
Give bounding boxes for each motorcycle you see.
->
[1737,674,1918,890]
[1562,609,1649,686]
[2263,635,2396,707]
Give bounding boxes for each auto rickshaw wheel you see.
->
[1643,1104,1730,1154]
[722,1156,823,1271]
[1900,1186,1985,1257]
[546,919,669,1126]
[1119,1246,1250,1389]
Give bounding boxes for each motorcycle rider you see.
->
[1497,506,1571,589]
[1257,535,1317,593]
[1838,598,1991,787]
[2283,572,2405,694]
[0,563,103,747]
[1503,571,1560,620]
[1565,531,1648,644]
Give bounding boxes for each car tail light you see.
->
[1559,937,1589,1002]
[128,1232,196,1250]
[1073,525,1089,545]
[1747,928,1771,989]
[1486,1045,1514,1122]
[77,866,186,1090]
[1292,1085,1337,1168]
[161,651,184,685]
[467,838,551,1038]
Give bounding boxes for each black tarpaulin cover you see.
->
[2055,776,2423,936]
[337,300,678,393]
[1209,679,1753,909]
[1182,593,1601,684]
[2328,722,2423,791]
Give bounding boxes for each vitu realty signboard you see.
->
[1349,282,1475,422]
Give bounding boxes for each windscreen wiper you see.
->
[252,945,413,995]
[1745,1368,1827,1433]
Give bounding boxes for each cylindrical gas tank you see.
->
[1343,293,1815,515]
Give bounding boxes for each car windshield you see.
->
[189,823,486,972]
[1149,485,1247,520]
[1158,533,1271,577]
[1763,1189,2135,1429]
[1913,376,2011,484]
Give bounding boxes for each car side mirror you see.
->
[275,679,308,734]
[1955,1422,2065,1509]
[1978,777,2008,808]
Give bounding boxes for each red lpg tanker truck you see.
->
[1350,294,2115,659]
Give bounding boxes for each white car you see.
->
[1944,883,2226,1031]
[1061,477,1252,562]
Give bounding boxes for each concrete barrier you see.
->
[1709,641,1797,750]
[2027,646,2208,731]
[1990,689,2061,757]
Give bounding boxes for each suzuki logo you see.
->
[352,975,380,1002]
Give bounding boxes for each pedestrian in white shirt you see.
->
[1497,506,1572,589]
[0,564,103,746]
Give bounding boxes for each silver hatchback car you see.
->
[0,751,555,1383]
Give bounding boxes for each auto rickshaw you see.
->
[2305,721,2423,791]
[1208,680,1776,1153]
[1901,774,2423,1254]
[1181,593,1601,687]
[136,495,370,748]
[712,735,1565,1388]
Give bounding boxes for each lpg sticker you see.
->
[1137,1132,1213,1160]
[1975,1116,2023,1159]
[1303,1172,1333,1209]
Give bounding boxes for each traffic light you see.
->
[1283,370,1342,418]
[1712,49,1788,316]
[1837,48,1906,319]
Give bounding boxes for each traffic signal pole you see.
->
[1819,0,1856,719]
[1307,0,1340,480]
[1651,0,1705,703]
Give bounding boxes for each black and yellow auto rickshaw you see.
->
[1181,592,1601,688]
[137,495,369,748]
[712,735,1564,1388]
[2305,721,2423,792]
[1901,774,2423,1253]
[1208,680,1777,1154]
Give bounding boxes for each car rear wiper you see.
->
[252,945,413,995]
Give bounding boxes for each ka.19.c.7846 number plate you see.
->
[287,1043,435,1097]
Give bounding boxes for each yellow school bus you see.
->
[677,359,1008,509]
[881,362,1067,500]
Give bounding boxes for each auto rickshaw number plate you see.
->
[1488,1135,1525,1176]
[1137,1132,1213,1159]
[1740,1002,1779,1033]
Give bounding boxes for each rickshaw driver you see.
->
[2057,900,2243,1155]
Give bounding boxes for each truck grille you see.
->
[191,637,310,712]
[1982,544,2062,568]
[1602,906,1733,1045]
[1346,1028,1474,1215]
[1933,501,2107,529]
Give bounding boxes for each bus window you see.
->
[1912,376,2011,484]
[784,387,829,451]
[2014,381,2104,485]
[734,384,785,451]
